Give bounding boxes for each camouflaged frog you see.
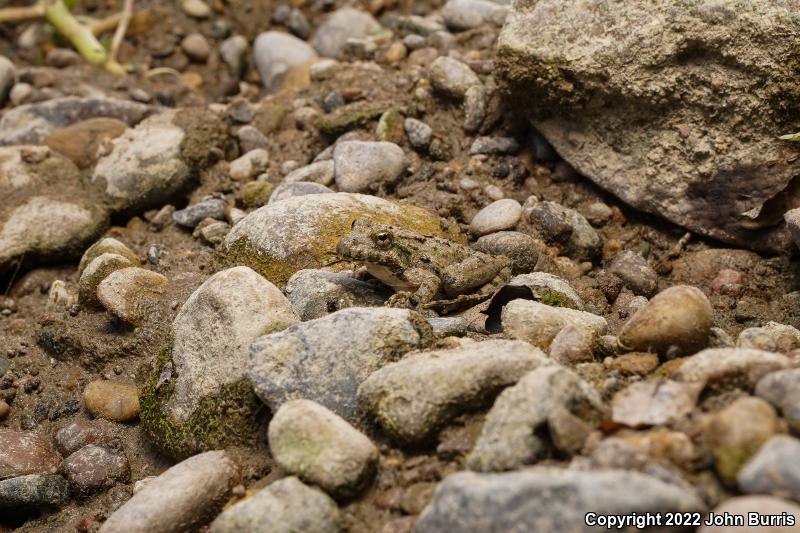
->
[336,218,511,313]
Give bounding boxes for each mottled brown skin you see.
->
[337,219,511,312]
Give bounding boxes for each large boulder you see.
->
[497,1,800,251]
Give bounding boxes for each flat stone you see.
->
[467,366,604,472]
[96,267,169,326]
[673,348,791,391]
[62,445,129,496]
[269,400,378,500]
[359,339,551,444]
[501,299,607,350]
[83,380,140,422]
[140,266,298,459]
[0,429,61,480]
[611,379,702,428]
[333,141,407,193]
[415,468,705,532]
[285,269,389,320]
[469,136,519,155]
[42,117,128,169]
[172,198,227,228]
[469,199,522,236]
[0,474,69,510]
[99,451,241,533]
[210,476,340,533]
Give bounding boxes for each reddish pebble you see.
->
[710,268,743,296]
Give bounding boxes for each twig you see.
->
[0,4,46,24]
[87,13,123,35]
[109,0,133,64]
[44,0,107,65]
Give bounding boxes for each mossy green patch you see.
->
[240,181,275,208]
[318,101,389,138]
[715,443,760,486]
[139,343,265,460]
[538,291,572,308]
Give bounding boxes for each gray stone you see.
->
[611,379,702,428]
[358,339,550,444]
[441,0,508,31]
[172,198,227,228]
[333,141,407,193]
[289,8,312,40]
[210,477,341,533]
[270,182,334,205]
[99,451,241,533]
[311,8,382,58]
[269,400,378,499]
[229,148,269,181]
[254,31,318,93]
[249,307,433,420]
[738,435,800,501]
[236,125,267,153]
[220,35,249,78]
[62,445,129,496]
[469,136,519,155]
[474,231,539,274]
[467,366,604,471]
[429,57,481,99]
[0,96,154,145]
[219,192,452,286]
[497,0,800,252]
[0,429,61,480]
[607,251,658,297]
[524,197,601,261]
[427,316,468,337]
[0,56,14,106]
[756,369,800,432]
[785,207,800,252]
[140,267,298,458]
[181,33,211,62]
[285,269,389,320]
[469,199,522,236]
[415,468,705,533]
[738,322,800,353]
[675,348,791,392]
[463,85,488,133]
[0,474,68,510]
[501,299,607,350]
[284,160,336,186]
[404,118,433,150]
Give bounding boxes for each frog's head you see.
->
[337,218,409,270]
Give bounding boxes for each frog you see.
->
[336,218,512,313]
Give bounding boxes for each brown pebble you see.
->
[83,380,140,422]
[604,352,660,375]
[0,399,9,419]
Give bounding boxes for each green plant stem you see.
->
[44,0,107,65]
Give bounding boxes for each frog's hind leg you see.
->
[425,265,512,314]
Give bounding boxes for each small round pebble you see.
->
[469,199,522,236]
[181,33,211,63]
[83,380,140,422]
[182,0,211,17]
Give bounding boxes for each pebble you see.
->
[0,429,61,478]
[0,56,14,106]
[705,397,780,485]
[384,41,407,64]
[607,250,658,297]
[269,399,378,499]
[415,468,705,532]
[611,379,702,427]
[738,434,800,501]
[740,321,800,353]
[549,325,596,365]
[473,231,540,274]
[43,117,128,169]
[618,285,712,356]
[441,0,508,30]
[285,269,388,319]
[78,237,138,275]
[54,421,112,456]
[249,307,432,421]
[97,267,169,326]
[181,34,211,62]
[756,368,800,431]
[470,136,519,155]
[47,280,77,310]
[220,35,248,78]
[489,272,584,312]
[9,82,32,106]
[404,118,433,150]
[710,268,743,296]
[253,31,318,93]
[228,99,255,123]
[604,352,660,375]
[469,199,522,236]
[141,267,298,458]
[467,366,604,471]
[235,126,267,153]
[0,400,8,419]
[784,207,800,252]
[45,48,82,68]
[524,197,601,261]
[0,474,69,510]
[172,198,227,228]
[583,201,613,226]
[429,56,481,99]
[99,451,241,533]
[359,339,550,444]
[229,148,269,181]
[310,8,382,58]
[62,445,129,496]
[288,8,311,39]
[284,160,336,185]
[210,476,340,533]
[83,380,139,422]
[463,84,488,133]
[698,496,800,533]
[673,348,790,391]
[333,141,407,193]
[501,299,608,350]
[78,253,135,306]
[181,0,211,17]
[403,34,426,50]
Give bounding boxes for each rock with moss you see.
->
[78,237,138,275]
[268,399,378,500]
[140,266,299,459]
[217,192,458,287]
[358,339,551,444]
[79,253,136,307]
[248,307,433,421]
[92,108,225,214]
[317,100,388,138]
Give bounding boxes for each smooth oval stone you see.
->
[83,380,140,422]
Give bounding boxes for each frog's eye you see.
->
[374,231,392,247]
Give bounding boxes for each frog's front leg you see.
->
[386,268,441,308]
